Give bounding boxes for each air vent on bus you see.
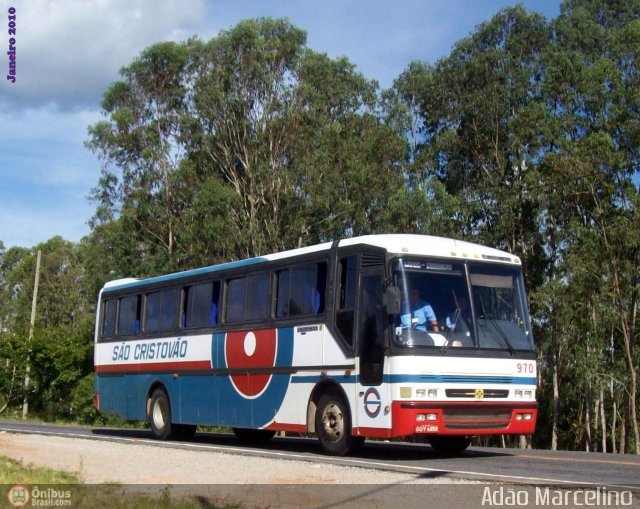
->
[361,252,385,268]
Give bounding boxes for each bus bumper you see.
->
[391,400,538,437]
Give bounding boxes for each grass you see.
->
[0,411,234,435]
[0,456,246,509]
[0,456,78,484]
[0,411,144,430]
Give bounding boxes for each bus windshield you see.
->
[391,259,534,352]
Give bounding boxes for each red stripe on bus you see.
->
[95,360,211,373]
[353,427,393,439]
[264,423,307,433]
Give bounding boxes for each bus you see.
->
[94,234,537,455]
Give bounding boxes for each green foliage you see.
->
[0,238,95,421]
[87,17,408,266]
[0,456,78,484]
[0,457,238,508]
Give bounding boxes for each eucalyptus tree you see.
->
[419,6,551,282]
[88,17,407,267]
[536,0,640,453]
[87,41,192,272]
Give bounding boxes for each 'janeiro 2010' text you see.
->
[7,7,16,83]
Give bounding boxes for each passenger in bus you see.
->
[210,302,218,326]
[400,288,439,332]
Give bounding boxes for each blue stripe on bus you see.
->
[384,375,536,385]
[290,374,536,385]
[102,257,269,292]
[291,375,359,384]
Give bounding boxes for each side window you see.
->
[101,299,117,338]
[226,273,270,323]
[160,288,179,331]
[276,269,290,318]
[118,294,141,335]
[144,288,179,332]
[184,281,221,328]
[336,256,358,346]
[226,277,245,323]
[276,263,326,318]
[246,272,270,321]
[145,292,161,331]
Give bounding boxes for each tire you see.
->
[232,428,276,443]
[148,388,174,440]
[428,436,471,455]
[315,389,354,456]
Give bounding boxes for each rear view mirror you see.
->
[384,286,401,314]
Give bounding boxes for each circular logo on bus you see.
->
[363,387,382,418]
[225,329,278,399]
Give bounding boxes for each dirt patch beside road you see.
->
[0,431,462,484]
[0,432,480,508]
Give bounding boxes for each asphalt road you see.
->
[0,419,638,492]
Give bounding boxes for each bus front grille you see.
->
[445,389,509,399]
[443,408,512,430]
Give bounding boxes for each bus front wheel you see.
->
[149,388,174,440]
[315,389,354,456]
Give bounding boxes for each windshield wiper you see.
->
[439,306,461,354]
[480,298,515,356]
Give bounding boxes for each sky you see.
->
[0,0,561,250]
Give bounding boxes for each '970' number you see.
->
[517,362,535,374]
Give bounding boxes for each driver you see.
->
[400,288,439,332]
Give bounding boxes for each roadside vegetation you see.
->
[0,456,77,484]
[0,0,638,453]
[0,456,244,509]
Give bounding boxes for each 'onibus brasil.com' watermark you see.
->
[7,485,72,508]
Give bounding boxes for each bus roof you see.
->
[338,234,520,264]
[263,234,520,265]
[101,234,520,293]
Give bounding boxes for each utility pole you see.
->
[22,250,41,420]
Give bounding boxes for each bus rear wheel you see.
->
[315,389,354,456]
[428,436,471,455]
[149,388,174,440]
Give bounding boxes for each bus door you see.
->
[354,252,391,434]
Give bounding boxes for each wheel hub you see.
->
[322,402,343,441]
[153,402,166,429]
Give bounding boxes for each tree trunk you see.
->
[610,330,617,454]
[600,388,607,453]
[629,374,639,455]
[551,333,559,451]
[619,410,626,454]
[585,388,592,452]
